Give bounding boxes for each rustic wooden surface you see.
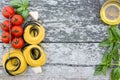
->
[0,0,111,80]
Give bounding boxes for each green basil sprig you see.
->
[94,25,120,80]
[9,0,29,20]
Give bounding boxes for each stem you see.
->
[117,61,120,67]
[8,16,11,59]
[0,23,3,28]
[111,63,120,66]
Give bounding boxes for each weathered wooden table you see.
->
[0,0,110,80]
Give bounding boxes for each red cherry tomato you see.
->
[12,37,24,49]
[1,32,13,44]
[11,14,24,26]
[2,6,15,18]
[1,20,12,32]
[11,26,23,37]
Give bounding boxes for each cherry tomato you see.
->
[2,6,15,18]
[12,37,24,49]
[11,26,23,37]
[11,14,23,26]
[1,32,12,44]
[1,20,12,32]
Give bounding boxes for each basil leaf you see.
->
[117,43,120,49]
[115,27,120,38]
[102,65,108,75]
[16,7,23,14]
[102,52,109,63]
[22,10,29,20]
[111,68,120,80]
[95,25,120,80]
[110,43,119,62]
[10,0,22,8]
[109,43,114,52]
[94,64,103,75]
[22,0,29,8]
[106,54,112,67]
[23,0,29,4]
[107,28,114,41]
[94,64,107,76]
[99,39,110,47]
[110,26,119,40]
[102,53,112,67]
[112,48,119,62]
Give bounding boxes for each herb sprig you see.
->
[94,25,120,80]
[9,0,29,20]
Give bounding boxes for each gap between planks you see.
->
[0,42,101,43]
[0,63,97,68]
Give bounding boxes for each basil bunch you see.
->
[9,0,29,20]
[94,25,120,80]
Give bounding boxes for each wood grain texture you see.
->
[0,0,108,42]
[0,0,111,80]
[0,43,104,66]
[0,43,110,79]
[0,66,110,80]
[99,0,105,6]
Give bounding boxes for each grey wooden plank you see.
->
[0,23,108,42]
[0,43,104,66]
[0,0,108,42]
[99,0,120,6]
[0,66,110,80]
[99,0,105,6]
[0,13,5,20]
[0,0,7,20]
[0,0,3,10]
[29,0,107,42]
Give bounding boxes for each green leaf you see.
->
[110,26,119,40]
[115,27,120,38]
[110,42,119,62]
[16,7,23,14]
[23,0,29,4]
[109,43,114,52]
[10,0,29,20]
[9,0,22,8]
[94,64,108,76]
[22,0,29,8]
[102,53,112,67]
[111,68,120,80]
[102,52,109,63]
[99,39,110,47]
[106,54,112,67]
[94,64,103,75]
[102,65,108,75]
[107,28,114,41]
[22,10,29,20]
[95,25,120,80]
[117,43,120,48]
[112,48,119,61]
